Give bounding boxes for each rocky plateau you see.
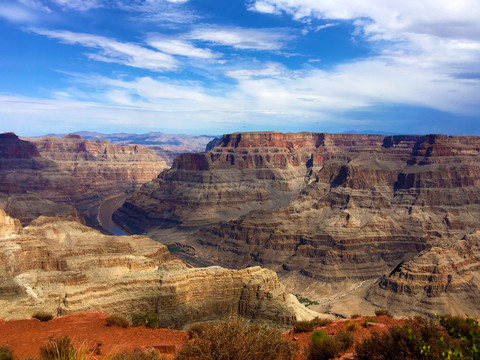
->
[0,209,314,328]
[0,133,167,227]
[114,132,480,317]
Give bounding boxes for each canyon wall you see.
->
[115,132,480,316]
[0,133,167,226]
[0,209,308,328]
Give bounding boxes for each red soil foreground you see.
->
[0,312,406,360]
[0,312,187,359]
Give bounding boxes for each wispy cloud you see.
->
[0,3,38,22]
[187,26,295,51]
[148,37,215,59]
[30,28,178,71]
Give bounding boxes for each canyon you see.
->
[0,209,313,328]
[115,132,480,317]
[0,133,167,227]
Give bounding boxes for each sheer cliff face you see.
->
[0,210,300,328]
[115,132,480,316]
[0,133,167,225]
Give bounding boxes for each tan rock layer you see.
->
[0,210,302,328]
[114,132,480,316]
[0,133,167,225]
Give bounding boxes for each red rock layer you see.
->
[115,132,480,315]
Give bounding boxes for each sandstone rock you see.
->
[0,133,167,226]
[114,132,480,316]
[0,212,307,328]
[367,230,480,317]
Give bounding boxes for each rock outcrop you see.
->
[0,133,167,226]
[367,230,480,317]
[114,132,480,316]
[0,209,306,328]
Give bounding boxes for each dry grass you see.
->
[176,317,296,360]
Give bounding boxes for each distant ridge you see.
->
[40,131,217,165]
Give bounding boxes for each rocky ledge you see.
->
[0,209,313,328]
[114,132,480,316]
[0,133,167,226]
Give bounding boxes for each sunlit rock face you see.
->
[0,133,167,226]
[0,210,306,328]
[115,132,480,316]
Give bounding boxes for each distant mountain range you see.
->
[41,131,218,165]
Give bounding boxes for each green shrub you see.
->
[306,335,340,360]
[105,314,129,328]
[0,346,13,360]
[438,314,477,338]
[364,318,379,325]
[335,331,354,351]
[374,309,393,318]
[311,330,327,345]
[293,318,331,333]
[175,317,295,360]
[32,312,54,322]
[131,313,159,329]
[39,336,84,360]
[344,320,359,332]
[355,318,452,360]
[112,348,168,360]
[436,314,480,359]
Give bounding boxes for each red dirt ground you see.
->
[0,313,407,360]
[0,312,187,359]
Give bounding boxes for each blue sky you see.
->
[0,0,479,136]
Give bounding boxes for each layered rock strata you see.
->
[0,133,167,226]
[115,132,480,315]
[0,210,307,328]
[367,230,480,316]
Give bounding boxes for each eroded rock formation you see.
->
[0,133,167,226]
[0,209,309,328]
[114,132,480,316]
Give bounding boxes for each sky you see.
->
[0,0,479,136]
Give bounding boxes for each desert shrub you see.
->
[355,318,452,360]
[335,331,354,351]
[306,335,340,360]
[175,317,295,360]
[39,336,84,360]
[438,314,477,338]
[350,314,361,319]
[0,346,13,360]
[131,313,159,329]
[312,317,333,327]
[344,320,359,332]
[374,309,393,318]
[105,314,129,328]
[293,320,315,333]
[311,330,327,345]
[436,314,480,359]
[187,323,210,339]
[112,348,168,360]
[293,318,331,333]
[32,312,54,322]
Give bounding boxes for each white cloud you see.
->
[49,0,102,11]
[188,26,294,50]
[225,62,298,80]
[30,28,178,71]
[0,3,37,22]
[148,38,215,59]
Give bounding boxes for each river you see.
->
[97,193,130,236]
